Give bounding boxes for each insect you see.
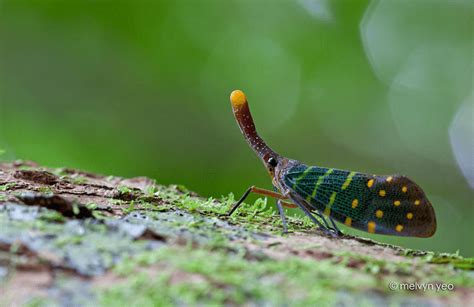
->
[226,90,436,237]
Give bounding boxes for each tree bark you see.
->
[0,161,472,306]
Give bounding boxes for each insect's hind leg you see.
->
[312,210,332,230]
[314,212,342,236]
[312,211,341,235]
[329,217,343,236]
[288,194,332,235]
[288,193,341,237]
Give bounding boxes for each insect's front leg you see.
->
[226,186,287,217]
[226,186,253,216]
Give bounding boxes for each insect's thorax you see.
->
[273,158,302,195]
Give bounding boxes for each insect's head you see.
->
[263,153,280,177]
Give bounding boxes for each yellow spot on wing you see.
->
[367,179,374,188]
[379,190,386,197]
[368,221,376,233]
[386,176,393,182]
[402,186,408,193]
[396,224,403,232]
[351,199,359,208]
[376,210,384,218]
[394,200,401,206]
[414,200,420,205]
[407,212,413,219]
[341,172,356,190]
[345,217,352,227]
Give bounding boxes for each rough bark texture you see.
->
[0,161,472,306]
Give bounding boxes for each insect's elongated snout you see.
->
[230,90,257,139]
[230,90,281,174]
[230,90,270,158]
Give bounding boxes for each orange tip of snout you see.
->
[230,90,247,107]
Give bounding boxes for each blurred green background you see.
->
[0,0,472,255]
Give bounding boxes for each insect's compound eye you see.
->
[267,157,278,167]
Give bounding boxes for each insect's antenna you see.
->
[230,90,277,159]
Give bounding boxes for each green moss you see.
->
[334,251,474,290]
[52,167,68,177]
[402,249,474,270]
[18,165,35,171]
[55,235,83,248]
[39,210,66,223]
[109,199,123,205]
[117,185,133,195]
[162,190,314,234]
[144,185,159,197]
[0,183,16,191]
[25,297,56,307]
[97,242,474,306]
[37,186,53,194]
[116,185,142,202]
[98,246,371,306]
[71,176,87,185]
[86,203,98,210]
[123,200,135,214]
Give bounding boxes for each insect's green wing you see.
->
[283,164,436,237]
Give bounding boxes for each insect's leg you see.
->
[329,217,343,236]
[288,194,331,234]
[313,211,341,235]
[311,210,332,229]
[286,192,332,229]
[280,201,297,208]
[226,186,253,216]
[250,187,287,200]
[273,186,289,233]
[313,211,340,237]
[226,186,286,216]
[276,200,289,234]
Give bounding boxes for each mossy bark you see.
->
[0,161,472,306]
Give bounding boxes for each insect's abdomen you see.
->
[283,164,436,237]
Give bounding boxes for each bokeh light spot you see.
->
[449,95,474,188]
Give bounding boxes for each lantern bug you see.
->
[226,90,436,237]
